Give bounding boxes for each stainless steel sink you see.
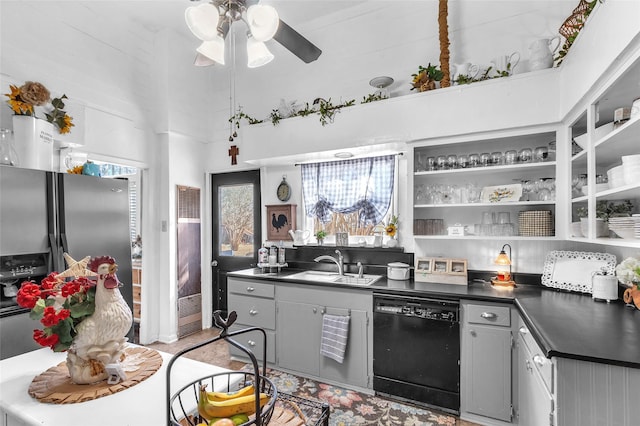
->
[286,270,340,282]
[285,271,382,286]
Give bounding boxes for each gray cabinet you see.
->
[461,300,513,422]
[227,277,276,363]
[276,284,372,389]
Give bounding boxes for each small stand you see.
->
[491,278,516,287]
[258,262,288,274]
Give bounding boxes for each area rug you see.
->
[245,366,457,426]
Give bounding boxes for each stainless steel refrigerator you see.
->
[0,165,133,359]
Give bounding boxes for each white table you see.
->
[0,345,236,426]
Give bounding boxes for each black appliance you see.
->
[373,294,460,414]
[0,166,133,359]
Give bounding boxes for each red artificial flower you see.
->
[16,282,41,309]
[61,281,81,297]
[40,272,60,290]
[41,306,69,327]
[33,329,59,349]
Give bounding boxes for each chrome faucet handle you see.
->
[357,261,364,278]
[335,249,342,259]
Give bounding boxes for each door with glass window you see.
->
[211,170,261,317]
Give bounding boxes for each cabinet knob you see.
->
[247,340,256,346]
[519,326,529,334]
[246,287,255,292]
[533,355,546,366]
[249,309,258,316]
[313,307,317,313]
[480,312,497,319]
[469,329,477,337]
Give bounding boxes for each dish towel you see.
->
[320,314,350,364]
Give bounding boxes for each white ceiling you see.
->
[1,0,584,145]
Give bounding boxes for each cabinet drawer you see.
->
[465,304,511,327]
[229,295,276,329]
[228,279,274,299]
[228,325,276,364]
[519,324,553,393]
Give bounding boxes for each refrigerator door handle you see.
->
[49,233,59,271]
[60,233,69,256]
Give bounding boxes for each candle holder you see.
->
[492,243,516,287]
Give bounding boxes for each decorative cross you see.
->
[228,145,239,165]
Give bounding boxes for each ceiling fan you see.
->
[186,0,322,67]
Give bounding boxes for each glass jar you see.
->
[518,148,533,163]
[533,146,549,162]
[491,151,504,166]
[468,153,480,168]
[479,152,491,167]
[504,150,518,165]
[0,128,19,166]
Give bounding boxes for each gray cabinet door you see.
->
[462,323,512,421]
[320,307,368,388]
[276,300,321,376]
[518,335,553,426]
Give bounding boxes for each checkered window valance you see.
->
[301,155,395,225]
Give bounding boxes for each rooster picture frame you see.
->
[266,204,296,241]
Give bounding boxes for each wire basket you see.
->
[167,311,277,426]
[169,371,277,426]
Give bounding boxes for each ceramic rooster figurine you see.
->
[66,256,133,384]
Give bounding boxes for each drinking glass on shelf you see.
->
[415,152,426,171]
[518,148,533,163]
[482,211,495,225]
[491,151,504,166]
[458,154,469,169]
[520,179,534,201]
[534,146,549,162]
[436,155,447,170]
[426,156,436,171]
[479,152,491,167]
[497,212,510,224]
[466,184,481,203]
[446,154,458,170]
[468,153,480,167]
[504,150,518,165]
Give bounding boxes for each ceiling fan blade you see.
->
[272,19,322,63]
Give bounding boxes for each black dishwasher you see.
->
[373,294,460,414]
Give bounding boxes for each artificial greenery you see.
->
[315,230,327,240]
[555,0,602,66]
[577,200,634,221]
[411,63,444,91]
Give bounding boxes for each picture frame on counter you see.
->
[415,257,468,285]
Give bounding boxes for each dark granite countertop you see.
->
[228,268,640,369]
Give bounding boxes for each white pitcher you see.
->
[452,62,480,81]
[529,37,561,71]
[288,229,310,245]
[492,51,520,75]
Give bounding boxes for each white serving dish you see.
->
[573,122,614,149]
[387,262,411,280]
[581,183,609,195]
[607,165,626,187]
[623,164,640,185]
[622,154,640,165]
[610,228,636,239]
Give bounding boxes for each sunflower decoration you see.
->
[4,81,74,134]
[5,81,50,115]
[385,215,399,238]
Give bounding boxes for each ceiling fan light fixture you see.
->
[196,37,225,65]
[185,3,220,41]
[246,4,279,42]
[246,34,274,68]
[193,52,216,67]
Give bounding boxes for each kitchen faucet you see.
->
[314,250,344,275]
